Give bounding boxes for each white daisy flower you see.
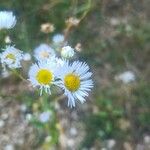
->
[28,60,57,95]
[52,34,64,44]
[56,61,93,107]
[0,45,23,69]
[39,111,52,123]
[34,43,55,61]
[5,36,12,44]
[0,11,16,29]
[61,46,75,59]
[115,71,135,84]
[23,53,31,61]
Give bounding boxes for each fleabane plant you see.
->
[0,10,93,108]
[0,11,16,29]
[0,45,23,69]
[34,43,55,61]
[56,61,93,107]
[28,60,57,96]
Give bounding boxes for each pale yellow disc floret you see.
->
[36,69,53,85]
[64,73,80,92]
[6,53,16,61]
[40,51,49,58]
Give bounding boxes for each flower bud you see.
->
[61,46,75,59]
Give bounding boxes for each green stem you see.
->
[11,69,27,82]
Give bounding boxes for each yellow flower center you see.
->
[64,73,80,92]
[6,53,16,61]
[36,69,53,85]
[41,51,49,58]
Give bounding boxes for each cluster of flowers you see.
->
[0,11,93,108]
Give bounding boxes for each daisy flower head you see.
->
[28,60,57,95]
[61,46,75,59]
[34,44,55,61]
[0,11,16,30]
[0,45,23,69]
[57,61,93,108]
[52,34,64,44]
[23,53,31,61]
[39,111,52,123]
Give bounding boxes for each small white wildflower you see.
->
[110,17,120,26]
[28,60,57,95]
[0,119,5,128]
[4,144,14,150]
[34,43,55,61]
[1,113,8,120]
[5,36,12,44]
[70,127,77,136]
[52,34,64,44]
[107,139,116,149]
[40,23,55,33]
[125,25,132,32]
[115,71,135,83]
[26,113,32,121]
[0,45,23,69]
[20,104,27,112]
[56,61,93,108]
[0,11,16,29]
[75,43,82,52]
[144,135,150,144]
[1,69,10,78]
[61,46,75,59]
[67,139,75,147]
[23,53,31,61]
[45,136,52,142]
[39,111,51,123]
[66,17,80,26]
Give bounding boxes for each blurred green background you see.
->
[0,0,150,150]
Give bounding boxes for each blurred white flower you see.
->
[144,135,150,144]
[23,53,31,61]
[52,34,64,44]
[0,11,16,29]
[67,139,75,147]
[1,69,10,78]
[39,111,51,123]
[40,22,55,33]
[75,43,82,52]
[1,113,9,120]
[0,45,23,69]
[110,17,120,26]
[26,113,32,121]
[20,104,27,112]
[5,36,12,44]
[115,71,135,83]
[34,44,55,61]
[107,139,116,149]
[70,127,77,136]
[0,119,5,128]
[4,144,14,150]
[45,136,52,142]
[66,17,80,26]
[61,46,75,59]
